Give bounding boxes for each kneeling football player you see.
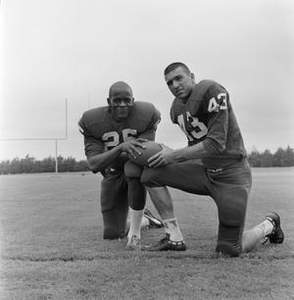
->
[78,81,164,250]
[130,62,284,256]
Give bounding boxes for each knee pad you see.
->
[124,160,142,178]
[140,168,159,187]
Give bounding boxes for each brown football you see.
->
[129,141,162,167]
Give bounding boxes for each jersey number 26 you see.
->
[102,129,137,150]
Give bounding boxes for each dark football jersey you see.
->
[170,80,246,168]
[79,101,161,171]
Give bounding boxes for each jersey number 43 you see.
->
[177,112,207,141]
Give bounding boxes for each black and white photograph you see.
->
[0,0,293,299]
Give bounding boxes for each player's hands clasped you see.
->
[147,144,175,168]
[120,138,147,159]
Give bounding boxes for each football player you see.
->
[78,81,164,250]
[139,62,284,256]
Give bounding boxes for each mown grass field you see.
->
[0,168,293,300]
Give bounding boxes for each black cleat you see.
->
[266,212,284,244]
[144,234,187,251]
[144,208,164,229]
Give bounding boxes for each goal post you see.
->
[0,99,68,173]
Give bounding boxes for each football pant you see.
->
[100,169,146,239]
[141,160,252,257]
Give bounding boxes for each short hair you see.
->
[164,62,191,76]
[108,81,132,98]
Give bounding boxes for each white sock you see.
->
[163,218,183,242]
[254,219,274,237]
[262,219,275,236]
[141,216,149,228]
[128,208,144,240]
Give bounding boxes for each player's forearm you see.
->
[87,145,124,173]
[170,142,208,162]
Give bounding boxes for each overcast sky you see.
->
[0,0,293,160]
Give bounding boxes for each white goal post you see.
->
[0,99,68,173]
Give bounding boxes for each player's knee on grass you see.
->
[124,161,142,178]
[216,241,242,257]
[216,193,246,257]
[100,175,129,239]
[102,209,128,240]
[103,228,125,240]
[216,223,243,257]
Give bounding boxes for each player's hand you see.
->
[120,139,147,159]
[135,138,149,143]
[147,144,175,168]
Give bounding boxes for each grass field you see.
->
[0,168,293,300]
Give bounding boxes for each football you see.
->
[129,141,162,167]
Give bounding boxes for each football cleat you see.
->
[144,234,187,251]
[144,208,164,229]
[266,212,284,244]
[126,235,142,251]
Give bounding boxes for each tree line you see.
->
[0,146,293,174]
[0,155,89,174]
[247,146,294,167]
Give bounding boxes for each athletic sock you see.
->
[253,219,274,238]
[128,208,144,240]
[163,218,183,242]
[263,219,275,236]
[141,216,149,228]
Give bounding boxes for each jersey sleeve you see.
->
[138,103,161,141]
[202,83,230,154]
[78,116,105,159]
[169,99,179,124]
[147,103,161,129]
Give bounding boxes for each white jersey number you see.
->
[102,128,137,150]
[208,93,228,112]
[177,112,207,141]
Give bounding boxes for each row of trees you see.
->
[0,146,293,174]
[247,146,294,167]
[0,155,89,175]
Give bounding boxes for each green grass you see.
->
[0,169,294,300]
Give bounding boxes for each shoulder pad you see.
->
[192,80,218,98]
[132,101,160,119]
[81,107,108,126]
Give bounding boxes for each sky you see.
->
[0,0,294,160]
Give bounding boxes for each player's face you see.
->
[165,67,195,101]
[108,91,134,121]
